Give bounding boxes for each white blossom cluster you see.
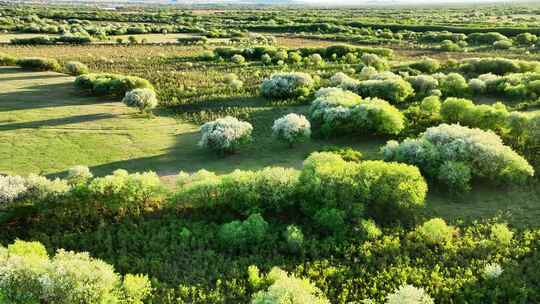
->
[272,113,311,145]
[406,75,439,96]
[382,124,534,189]
[122,88,158,113]
[386,284,434,304]
[483,263,503,279]
[260,72,314,99]
[67,165,93,185]
[0,175,27,205]
[199,116,253,153]
[329,72,360,91]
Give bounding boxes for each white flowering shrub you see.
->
[0,175,27,206]
[260,72,314,99]
[231,54,246,64]
[67,165,93,185]
[272,113,311,147]
[483,263,503,279]
[382,124,534,191]
[251,267,330,304]
[64,61,89,76]
[309,88,405,136]
[24,174,70,201]
[0,240,152,304]
[386,284,434,304]
[406,75,439,97]
[199,116,253,154]
[122,88,158,114]
[468,78,487,94]
[329,72,359,91]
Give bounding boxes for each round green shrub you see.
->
[122,88,158,114]
[64,61,89,76]
[260,72,314,100]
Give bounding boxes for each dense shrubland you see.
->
[2,5,540,304]
[382,124,534,192]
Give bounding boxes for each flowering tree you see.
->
[272,113,311,147]
[199,116,253,154]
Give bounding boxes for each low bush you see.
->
[467,32,508,45]
[251,267,330,304]
[354,77,414,104]
[309,88,405,136]
[0,240,152,304]
[408,57,441,74]
[64,61,89,76]
[260,72,315,100]
[459,58,540,76]
[493,39,513,50]
[439,40,461,52]
[272,113,311,147]
[436,72,469,96]
[0,52,17,66]
[74,73,154,97]
[299,152,427,225]
[406,75,439,97]
[218,213,269,250]
[386,285,434,304]
[382,124,534,191]
[440,97,509,132]
[16,57,60,71]
[67,165,93,185]
[415,218,455,245]
[198,116,253,154]
[122,88,158,114]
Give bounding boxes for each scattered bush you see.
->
[198,116,253,154]
[440,40,461,52]
[386,285,434,304]
[67,165,93,185]
[354,77,414,104]
[0,52,17,66]
[382,124,534,191]
[218,213,269,249]
[64,61,89,76]
[0,240,152,304]
[309,88,405,136]
[251,267,330,304]
[437,72,469,96]
[16,57,60,71]
[122,88,159,114]
[74,73,154,97]
[416,218,455,245]
[406,75,439,97]
[260,72,315,99]
[272,113,311,147]
[300,152,427,225]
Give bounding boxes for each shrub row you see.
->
[74,73,154,97]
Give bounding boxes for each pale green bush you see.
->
[65,61,89,76]
[416,218,455,245]
[0,240,151,304]
[67,165,93,185]
[260,72,314,99]
[386,284,434,304]
[122,88,158,114]
[382,124,534,190]
[251,267,330,304]
[199,116,253,154]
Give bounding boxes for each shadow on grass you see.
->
[0,113,119,131]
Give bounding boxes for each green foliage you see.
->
[65,61,89,76]
[0,240,151,304]
[313,208,345,234]
[284,225,304,253]
[218,213,269,250]
[74,73,154,97]
[415,218,455,245]
[309,88,405,136]
[383,124,534,191]
[355,77,414,104]
[260,72,315,100]
[16,57,60,71]
[440,97,509,132]
[0,52,17,66]
[299,152,427,225]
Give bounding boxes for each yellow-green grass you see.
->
[0,67,382,178]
